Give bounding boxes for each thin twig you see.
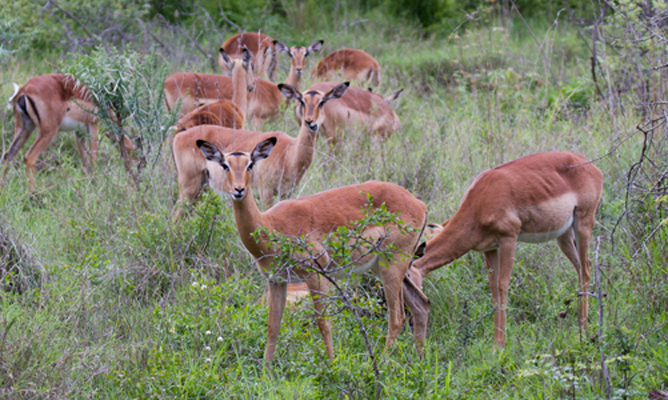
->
[45,0,98,43]
[218,0,243,33]
[509,0,560,90]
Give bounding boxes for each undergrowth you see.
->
[0,5,667,398]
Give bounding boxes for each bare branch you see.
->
[45,0,98,43]
[218,0,243,34]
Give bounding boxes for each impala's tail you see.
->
[368,68,381,87]
[7,83,19,110]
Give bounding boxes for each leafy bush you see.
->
[61,46,177,182]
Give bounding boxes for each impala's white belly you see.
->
[477,193,577,253]
[517,193,577,243]
[518,215,573,243]
[333,254,380,280]
[60,116,86,131]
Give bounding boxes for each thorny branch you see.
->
[259,226,399,400]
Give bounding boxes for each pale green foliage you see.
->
[0,3,667,398]
[61,47,177,164]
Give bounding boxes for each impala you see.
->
[409,152,604,347]
[312,48,381,87]
[163,64,254,117]
[273,40,323,91]
[171,82,350,220]
[197,137,429,364]
[217,47,283,130]
[165,48,283,130]
[2,74,133,191]
[296,81,401,144]
[220,32,277,81]
[173,100,244,134]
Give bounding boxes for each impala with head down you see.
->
[171,82,350,220]
[2,74,133,191]
[409,152,604,348]
[312,48,381,87]
[172,100,244,134]
[196,136,429,365]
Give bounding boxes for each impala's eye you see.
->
[247,162,254,170]
[221,163,230,171]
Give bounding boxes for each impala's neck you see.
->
[231,67,249,120]
[232,187,268,259]
[412,214,482,275]
[284,66,301,91]
[288,122,318,182]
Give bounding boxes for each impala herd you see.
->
[1,31,604,367]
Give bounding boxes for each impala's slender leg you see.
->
[305,273,334,360]
[556,227,586,324]
[575,209,595,329]
[1,115,35,186]
[264,280,288,365]
[485,237,517,347]
[74,131,91,173]
[23,126,58,191]
[484,249,501,344]
[88,124,99,166]
[379,256,408,349]
[556,227,580,268]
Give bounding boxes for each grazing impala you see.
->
[2,74,133,190]
[296,81,401,144]
[173,100,244,134]
[312,48,381,87]
[197,137,429,364]
[273,40,323,91]
[171,82,350,220]
[409,152,604,348]
[220,32,277,81]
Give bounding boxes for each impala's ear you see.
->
[277,83,304,104]
[196,140,225,165]
[251,137,277,163]
[414,242,426,259]
[273,40,290,56]
[319,81,349,107]
[219,48,233,70]
[386,88,404,103]
[241,46,253,70]
[306,40,323,55]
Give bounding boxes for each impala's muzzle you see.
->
[232,187,245,200]
[305,119,317,131]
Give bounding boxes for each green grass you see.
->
[1,9,667,399]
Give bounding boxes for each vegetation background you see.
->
[0,0,667,398]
